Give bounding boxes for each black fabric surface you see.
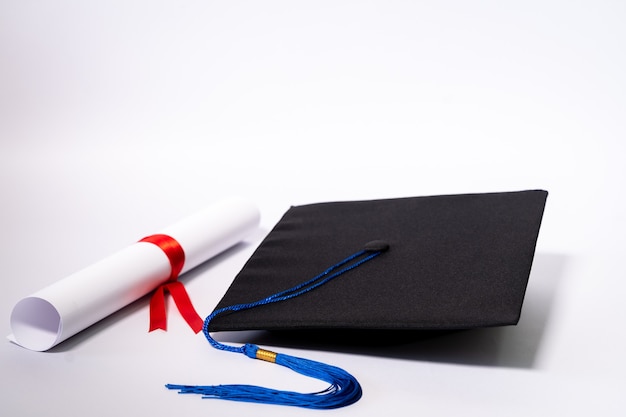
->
[209,190,548,332]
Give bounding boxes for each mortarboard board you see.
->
[209,189,548,334]
[167,190,548,409]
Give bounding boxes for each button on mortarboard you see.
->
[209,190,548,334]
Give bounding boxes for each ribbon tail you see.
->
[167,281,204,333]
[149,286,168,332]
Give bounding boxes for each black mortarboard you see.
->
[167,190,548,408]
[209,190,548,335]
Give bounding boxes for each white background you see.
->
[1,1,625,415]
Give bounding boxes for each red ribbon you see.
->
[140,234,204,333]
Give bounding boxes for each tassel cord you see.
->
[202,248,383,352]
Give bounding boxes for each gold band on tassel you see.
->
[255,348,278,363]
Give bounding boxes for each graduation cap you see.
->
[167,190,548,409]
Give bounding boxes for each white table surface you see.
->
[1,1,625,416]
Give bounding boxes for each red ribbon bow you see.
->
[140,234,204,333]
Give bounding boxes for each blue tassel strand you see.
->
[166,242,388,409]
[166,343,362,409]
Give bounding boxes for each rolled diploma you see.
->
[8,197,260,352]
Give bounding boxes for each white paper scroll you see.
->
[8,197,260,352]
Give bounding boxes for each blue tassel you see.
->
[166,343,362,409]
[166,242,388,409]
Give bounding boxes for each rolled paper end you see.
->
[10,297,62,352]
